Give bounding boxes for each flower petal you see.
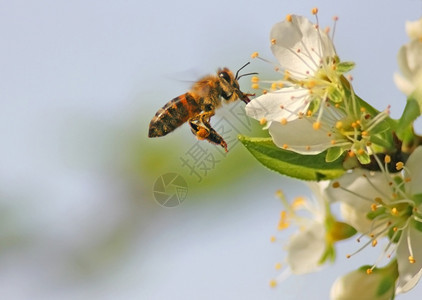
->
[405,18,422,40]
[325,169,392,206]
[340,201,374,235]
[396,224,422,294]
[393,72,415,96]
[270,15,336,76]
[331,266,396,300]
[268,119,332,154]
[405,146,422,195]
[245,88,310,124]
[286,222,325,274]
[396,40,422,95]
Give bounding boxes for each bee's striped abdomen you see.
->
[148,93,201,137]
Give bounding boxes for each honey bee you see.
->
[148,63,256,152]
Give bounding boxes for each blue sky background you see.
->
[1,0,422,299]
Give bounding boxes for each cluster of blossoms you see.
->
[241,8,422,299]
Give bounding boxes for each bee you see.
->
[148,62,256,152]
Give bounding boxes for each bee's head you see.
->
[217,63,257,104]
[217,68,238,102]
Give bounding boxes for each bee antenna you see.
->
[235,62,251,80]
[236,72,259,80]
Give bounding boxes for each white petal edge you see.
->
[268,118,332,155]
[393,72,415,96]
[396,225,422,294]
[245,88,310,124]
[405,18,422,40]
[286,223,326,274]
[405,146,422,196]
[270,15,336,76]
[325,169,392,206]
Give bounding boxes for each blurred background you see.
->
[1,0,422,299]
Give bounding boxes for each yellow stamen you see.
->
[292,197,305,208]
[409,256,416,264]
[311,7,318,15]
[260,118,267,125]
[396,162,404,171]
[313,122,321,130]
[277,220,289,230]
[251,83,259,89]
[384,155,391,164]
[306,80,316,89]
[332,181,340,188]
[251,52,259,58]
[280,118,287,125]
[275,262,282,270]
[286,14,293,22]
[270,279,277,288]
[251,76,259,83]
[271,38,276,45]
[391,207,399,216]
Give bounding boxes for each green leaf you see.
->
[369,118,391,135]
[369,135,393,149]
[356,151,371,165]
[328,86,344,103]
[307,98,320,115]
[329,221,357,241]
[337,61,355,73]
[319,244,336,264]
[326,146,343,162]
[238,136,346,181]
[414,218,422,232]
[413,193,422,207]
[396,96,420,142]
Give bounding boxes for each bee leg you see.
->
[188,110,214,139]
[204,126,228,152]
[200,112,228,152]
[189,120,210,140]
[189,119,228,152]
